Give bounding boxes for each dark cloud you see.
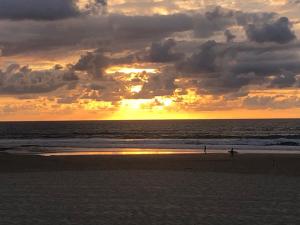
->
[134,72,177,99]
[72,48,141,79]
[0,64,78,94]
[269,70,297,88]
[194,6,275,38]
[109,13,193,40]
[0,0,80,20]
[0,7,280,57]
[0,0,108,21]
[73,49,109,79]
[0,17,110,56]
[0,13,193,56]
[177,40,300,95]
[146,39,183,63]
[246,17,296,44]
[194,7,236,38]
[177,40,220,76]
[97,0,107,5]
[224,30,236,43]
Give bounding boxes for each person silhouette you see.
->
[204,145,207,154]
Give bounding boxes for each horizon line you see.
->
[0,118,300,123]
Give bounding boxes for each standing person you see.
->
[204,145,207,154]
[229,148,236,157]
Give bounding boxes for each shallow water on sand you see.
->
[5,147,300,156]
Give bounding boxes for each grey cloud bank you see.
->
[0,64,78,94]
[0,0,79,20]
[177,40,300,94]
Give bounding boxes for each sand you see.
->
[1,153,300,175]
[0,153,300,225]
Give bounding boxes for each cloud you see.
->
[177,40,300,94]
[1,5,300,107]
[193,6,276,38]
[284,0,300,6]
[146,39,184,63]
[83,0,107,15]
[4,35,297,98]
[108,13,193,40]
[243,95,300,109]
[269,70,297,88]
[177,40,220,76]
[133,72,177,99]
[0,0,108,21]
[0,0,80,20]
[0,7,281,57]
[0,47,133,98]
[0,64,78,94]
[0,13,193,56]
[73,49,109,79]
[224,29,236,43]
[246,17,296,44]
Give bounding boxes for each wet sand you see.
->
[0,153,300,225]
[0,152,300,176]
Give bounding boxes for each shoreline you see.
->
[3,146,300,156]
[1,152,300,176]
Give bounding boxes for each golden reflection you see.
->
[41,150,201,156]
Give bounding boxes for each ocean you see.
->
[0,119,300,155]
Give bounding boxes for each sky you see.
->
[0,0,300,120]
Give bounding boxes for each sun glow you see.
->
[108,97,191,120]
[82,100,114,110]
[106,66,157,74]
[130,85,143,93]
[120,97,175,110]
[120,99,153,109]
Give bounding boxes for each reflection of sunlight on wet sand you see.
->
[41,149,202,156]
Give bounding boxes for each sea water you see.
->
[0,119,299,155]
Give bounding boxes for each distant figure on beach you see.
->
[229,148,237,157]
[204,145,207,154]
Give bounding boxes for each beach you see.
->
[0,153,299,225]
[1,152,300,175]
[2,0,300,222]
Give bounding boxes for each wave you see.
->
[1,138,300,152]
[1,134,300,140]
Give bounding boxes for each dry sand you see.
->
[0,153,299,225]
